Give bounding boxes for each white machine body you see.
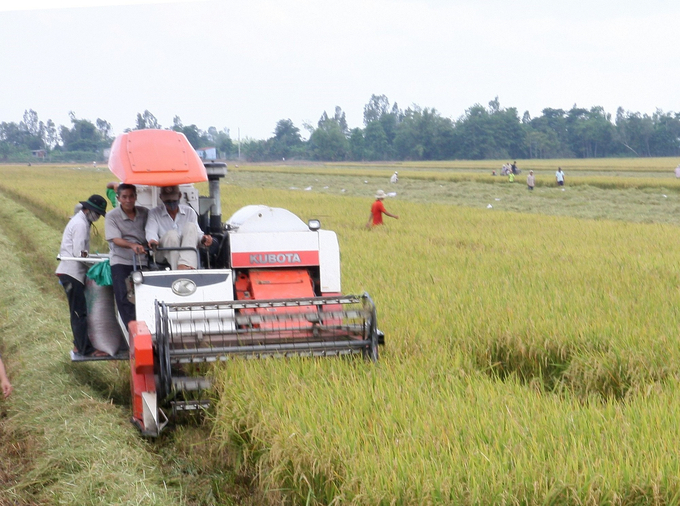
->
[227,205,341,294]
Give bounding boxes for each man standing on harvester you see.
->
[146,185,213,270]
[56,194,108,357]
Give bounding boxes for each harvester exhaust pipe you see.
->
[203,162,227,234]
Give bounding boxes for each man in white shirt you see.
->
[146,185,213,270]
[56,194,108,356]
[555,167,565,186]
[390,171,398,183]
[527,170,535,190]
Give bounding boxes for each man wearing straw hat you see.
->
[56,194,108,357]
[366,189,399,228]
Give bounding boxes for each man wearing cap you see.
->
[105,183,149,332]
[366,190,399,228]
[145,185,212,270]
[56,194,108,357]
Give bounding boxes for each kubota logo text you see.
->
[250,253,302,264]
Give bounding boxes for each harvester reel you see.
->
[362,293,380,362]
[155,302,173,403]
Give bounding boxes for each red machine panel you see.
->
[235,269,317,331]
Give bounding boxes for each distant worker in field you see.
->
[0,353,13,398]
[674,164,680,178]
[55,194,108,357]
[527,170,535,190]
[390,171,398,183]
[146,185,213,270]
[105,183,148,331]
[366,190,399,228]
[511,161,519,175]
[106,181,119,208]
[556,167,565,186]
[508,171,515,183]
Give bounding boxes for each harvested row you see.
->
[296,157,680,173]
[0,192,177,505]
[236,157,680,190]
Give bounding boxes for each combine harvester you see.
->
[67,129,384,436]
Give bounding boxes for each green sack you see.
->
[87,259,112,286]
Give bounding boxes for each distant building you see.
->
[196,146,217,160]
[31,149,46,159]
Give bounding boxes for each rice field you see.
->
[212,185,680,504]
[2,159,680,504]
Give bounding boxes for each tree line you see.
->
[2,95,680,163]
[0,109,233,163]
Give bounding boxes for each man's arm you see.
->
[72,217,90,256]
[112,238,145,255]
[185,206,213,247]
[0,357,12,399]
[145,209,161,245]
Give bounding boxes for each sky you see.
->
[1,0,679,141]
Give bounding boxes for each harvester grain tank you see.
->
[65,129,384,436]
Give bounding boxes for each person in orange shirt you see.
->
[366,190,399,228]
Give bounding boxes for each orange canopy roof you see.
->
[108,129,208,185]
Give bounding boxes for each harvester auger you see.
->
[67,129,385,436]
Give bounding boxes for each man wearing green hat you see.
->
[55,194,108,357]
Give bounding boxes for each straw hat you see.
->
[375,190,387,199]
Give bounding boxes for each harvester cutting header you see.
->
[66,129,384,436]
